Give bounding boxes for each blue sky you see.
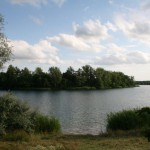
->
[1,0,150,80]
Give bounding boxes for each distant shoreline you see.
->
[0,85,138,91]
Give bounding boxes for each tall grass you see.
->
[3,130,30,142]
[107,107,150,131]
[34,114,60,133]
[107,109,139,131]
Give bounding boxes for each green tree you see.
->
[95,68,104,89]
[6,65,20,89]
[102,71,111,88]
[63,66,77,88]
[81,65,96,87]
[19,67,32,88]
[0,15,11,68]
[32,67,45,88]
[48,67,62,88]
[0,72,7,88]
[76,68,85,87]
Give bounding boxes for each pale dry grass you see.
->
[0,134,149,150]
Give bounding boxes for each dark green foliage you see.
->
[136,81,150,85]
[136,107,150,128]
[137,107,150,115]
[48,67,62,88]
[143,128,150,142]
[62,66,77,88]
[0,93,33,135]
[0,93,60,136]
[0,65,135,90]
[34,114,60,133]
[107,107,150,132]
[107,110,139,130]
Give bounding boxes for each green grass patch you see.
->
[107,107,150,139]
[34,115,61,133]
[107,109,139,131]
[3,130,30,142]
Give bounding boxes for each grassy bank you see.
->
[0,134,149,150]
[0,93,150,149]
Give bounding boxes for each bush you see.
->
[107,107,150,132]
[0,93,61,136]
[107,110,139,131]
[0,93,34,135]
[34,114,60,133]
[136,107,150,128]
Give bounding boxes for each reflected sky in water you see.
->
[0,85,150,135]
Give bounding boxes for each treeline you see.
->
[136,81,150,85]
[0,65,135,90]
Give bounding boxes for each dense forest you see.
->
[0,65,135,90]
[136,81,150,85]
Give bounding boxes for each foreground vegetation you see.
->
[0,134,149,150]
[0,65,135,90]
[107,107,150,131]
[0,93,60,136]
[107,107,150,142]
[1,93,150,149]
[0,14,12,69]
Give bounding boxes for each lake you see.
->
[0,85,150,135]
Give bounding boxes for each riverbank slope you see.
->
[0,134,149,150]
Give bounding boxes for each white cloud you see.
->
[11,39,63,65]
[47,19,116,52]
[9,0,66,7]
[30,16,43,25]
[48,34,90,51]
[94,51,150,65]
[141,1,150,11]
[94,54,126,65]
[115,9,150,46]
[106,22,117,32]
[48,34,105,52]
[9,0,48,7]
[107,43,125,52]
[109,0,113,5]
[73,19,111,41]
[51,0,66,7]
[126,51,150,64]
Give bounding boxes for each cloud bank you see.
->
[9,0,66,7]
[11,40,63,65]
[48,19,115,52]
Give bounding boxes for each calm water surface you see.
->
[0,85,150,135]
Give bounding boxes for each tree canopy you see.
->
[0,65,136,90]
[0,14,11,69]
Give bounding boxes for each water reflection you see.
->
[0,86,150,135]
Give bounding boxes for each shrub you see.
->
[0,93,34,135]
[107,110,139,131]
[34,114,60,133]
[0,93,61,136]
[136,107,150,128]
[107,107,150,132]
